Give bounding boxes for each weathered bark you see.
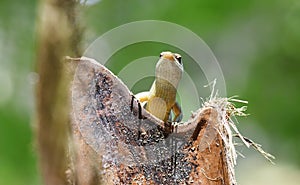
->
[70,57,235,185]
[35,0,81,185]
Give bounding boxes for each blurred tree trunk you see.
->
[35,0,81,185]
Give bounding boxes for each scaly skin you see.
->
[136,51,183,122]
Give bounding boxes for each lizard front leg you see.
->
[135,91,150,107]
[172,102,183,122]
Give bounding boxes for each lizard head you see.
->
[156,51,183,88]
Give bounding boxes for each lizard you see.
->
[135,51,183,123]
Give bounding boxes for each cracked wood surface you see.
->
[71,57,233,185]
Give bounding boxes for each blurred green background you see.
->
[0,0,299,184]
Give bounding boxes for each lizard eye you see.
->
[174,54,182,64]
[159,52,164,58]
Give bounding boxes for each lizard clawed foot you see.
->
[130,95,143,119]
[130,95,134,112]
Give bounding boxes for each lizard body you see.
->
[136,51,183,122]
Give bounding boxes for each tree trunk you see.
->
[70,57,236,185]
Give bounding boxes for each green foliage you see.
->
[0,0,299,184]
